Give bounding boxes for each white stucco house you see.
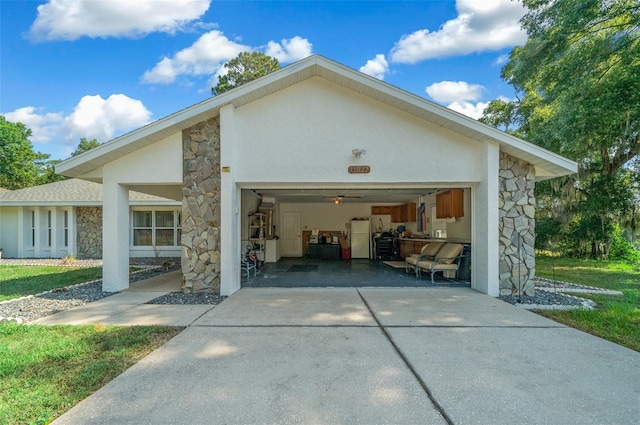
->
[55,55,576,297]
[0,179,181,259]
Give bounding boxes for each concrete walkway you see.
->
[49,287,640,425]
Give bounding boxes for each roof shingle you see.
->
[0,179,177,205]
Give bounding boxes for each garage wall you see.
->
[279,203,372,235]
[230,77,483,186]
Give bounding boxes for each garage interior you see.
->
[240,186,472,288]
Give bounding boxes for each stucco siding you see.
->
[231,77,484,185]
[104,132,183,186]
[0,207,19,257]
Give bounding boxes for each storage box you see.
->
[341,248,351,259]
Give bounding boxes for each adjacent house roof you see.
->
[0,178,180,207]
[57,55,577,180]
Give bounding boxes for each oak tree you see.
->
[211,52,280,96]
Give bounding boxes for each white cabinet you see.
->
[265,239,281,263]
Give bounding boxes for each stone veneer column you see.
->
[499,153,536,296]
[76,206,103,258]
[181,117,221,293]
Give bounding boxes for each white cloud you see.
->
[425,80,490,120]
[359,54,389,80]
[447,100,489,120]
[3,106,64,144]
[142,30,250,84]
[2,95,152,157]
[29,0,211,41]
[426,81,485,103]
[265,36,313,63]
[494,53,510,65]
[143,31,313,85]
[63,94,152,142]
[389,0,527,63]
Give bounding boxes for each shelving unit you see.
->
[248,212,266,262]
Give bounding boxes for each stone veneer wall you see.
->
[499,153,536,296]
[181,117,221,293]
[76,206,103,259]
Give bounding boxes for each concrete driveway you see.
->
[53,287,640,425]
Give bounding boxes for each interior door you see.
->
[282,212,302,257]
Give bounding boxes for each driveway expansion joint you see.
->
[356,289,455,425]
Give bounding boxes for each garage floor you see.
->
[242,257,471,288]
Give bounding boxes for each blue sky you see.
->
[1,0,527,160]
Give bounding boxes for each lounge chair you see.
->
[416,243,464,283]
[405,241,445,274]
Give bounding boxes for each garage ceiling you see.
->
[251,188,440,204]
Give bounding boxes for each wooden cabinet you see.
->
[398,239,430,259]
[403,203,416,222]
[371,206,393,215]
[372,203,417,222]
[398,240,413,259]
[391,205,402,222]
[384,203,417,223]
[436,189,464,219]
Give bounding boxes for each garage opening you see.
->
[239,187,472,288]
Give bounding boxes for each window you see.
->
[64,210,69,247]
[47,211,52,247]
[31,210,36,247]
[155,211,174,246]
[132,210,181,247]
[133,211,153,246]
[177,211,182,246]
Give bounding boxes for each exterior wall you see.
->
[499,153,536,296]
[0,207,19,257]
[181,117,221,293]
[231,77,484,185]
[77,206,103,258]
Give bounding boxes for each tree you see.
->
[71,138,100,157]
[211,52,280,96]
[0,116,61,189]
[482,0,640,258]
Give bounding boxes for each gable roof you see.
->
[57,55,577,180]
[0,179,179,207]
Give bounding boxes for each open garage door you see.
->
[238,185,472,288]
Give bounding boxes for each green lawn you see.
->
[535,255,640,352]
[0,266,102,302]
[0,324,182,425]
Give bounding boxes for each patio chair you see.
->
[416,243,464,283]
[405,241,445,274]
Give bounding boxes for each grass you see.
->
[535,254,640,352]
[0,266,103,302]
[0,324,182,425]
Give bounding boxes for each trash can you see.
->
[341,248,351,259]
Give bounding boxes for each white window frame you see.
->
[130,209,182,248]
[63,210,69,247]
[47,210,52,247]
[31,210,36,247]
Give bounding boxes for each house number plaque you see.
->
[348,165,370,174]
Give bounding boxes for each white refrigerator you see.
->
[350,219,370,259]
